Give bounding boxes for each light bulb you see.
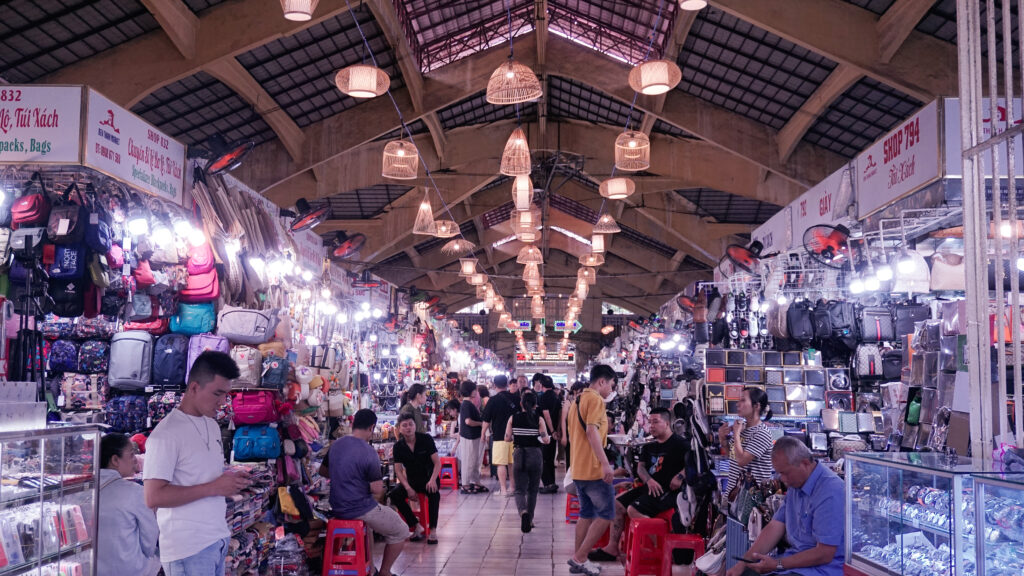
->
[1001,222,1012,238]
[849,277,865,294]
[865,275,881,292]
[301,270,313,282]
[1017,257,1024,271]
[248,257,265,272]
[369,334,378,342]
[876,263,893,282]
[372,308,383,319]
[760,301,772,313]
[225,238,241,256]
[128,215,149,236]
[323,302,338,315]
[897,253,916,274]
[300,288,312,300]
[361,302,371,311]
[678,343,688,352]
[336,312,348,323]
[777,294,788,306]
[321,287,331,298]
[187,228,207,247]
[173,218,193,237]
[373,372,381,380]
[659,341,675,351]
[673,333,681,342]
[152,225,172,246]
[442,337,452,347]
[680,0,708,9]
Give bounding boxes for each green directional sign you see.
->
[554,320,583,334]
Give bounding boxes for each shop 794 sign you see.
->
[0,86,82,163]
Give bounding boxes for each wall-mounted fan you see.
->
[718,240,764,278]
[803,225,851,269]
[284,198,330,232]
[330,232,367,260]
[351,270,381,288]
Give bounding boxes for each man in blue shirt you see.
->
[728,436,844,576]
[328,409,410,576]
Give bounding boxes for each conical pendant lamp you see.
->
[594,212,621,234]
[412,190,436,236]
[500,128,531,176]
[486,60,543,105]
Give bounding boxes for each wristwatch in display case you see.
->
[0,424,100,575]
[846,452,984,576]
[972,473,1024,576]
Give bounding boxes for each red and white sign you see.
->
[84,89,186,205]
[751,206,792,252]
[943,98,1024,178]
[792,165,854,234]
[0,86,82,163]
[857,100,941,217]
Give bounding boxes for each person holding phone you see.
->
[720,387,774,500]
[727,437,844,576]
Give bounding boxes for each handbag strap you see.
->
[21,171,46,199]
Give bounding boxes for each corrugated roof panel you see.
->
[436,90,538,130]
[547,0,677,65]
[548,76,644,128]
[310,184,414,220]
[677,189,781,225]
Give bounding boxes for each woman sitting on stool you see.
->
[389,412,442,544]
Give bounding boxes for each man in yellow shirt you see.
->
[566,364,617,576]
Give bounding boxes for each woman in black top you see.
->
[504,391,551,533]
[390,412,442,544]
[458,380,488,494]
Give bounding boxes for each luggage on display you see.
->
[231,345,262,388]
[109,331,154,390]
[186,334,230,384]
[786,300,814,345]
[232,424,282,461]
[217,306,278,345]
[170,302,216,335]
[153,334,190,389]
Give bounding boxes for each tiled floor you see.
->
[379,478,628,576]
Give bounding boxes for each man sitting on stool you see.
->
[728,437,844,576]
[589,407,689,562]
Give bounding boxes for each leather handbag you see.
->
[860,306,895,342]
[894,303,929,338]
[187,242,215,275]
[930,252,965,291]
[46,183,87,244]
[854,344,884,378]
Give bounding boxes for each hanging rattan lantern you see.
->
[527,276,543,289]
[578,267,597,285]
[499,312,511,325]
[599,177,636,200]
[615,131,650,171]
[500,128,531,176]
[567,296,581,311]
[628,60,682,96]
[494,298,505,312]
[531,295,545,317]
[381,140,418,179]
[522,262,541,283]
[468,273,487,286]
[512,175,533,211]
[412,190,436,235]
[459,258,478,277]
[486,60,543,105]
[594,212,622,234]
[280,0,318,21]
[515,209,539,243]
[579,252,605,267]
[433,219,459,238]
[575,279,589,300]
[442,238,475,255]
[485,293,496,309]
[476,284,490,299]
[527,285,545,297]
[517,244,543,265]
[591,234,605,254]
[335,64,390,98]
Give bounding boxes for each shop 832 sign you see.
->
[0,86,82,163]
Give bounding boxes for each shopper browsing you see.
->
[537,375,562,493]
[720,387,775,498]
[328,409,410,576]
[728,437,844,576]
[143,351,249,576]
[566,365,617,576]
[589,407,689,562]
[480,375,520,496]
[458,380,488,494]
[390,412,442,544]
[399,383,429,434]
[98,433,160,576]
[505,390,551,533]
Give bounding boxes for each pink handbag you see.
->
[231,390,278,425]
[187,242,214,275]
[179,269,219,302]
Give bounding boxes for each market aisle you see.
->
[378,483,627,576]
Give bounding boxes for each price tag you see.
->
[57,394,65,407]
[57,219,70,235]
[146,417,152,428]
[89,213,99,225]
[145,386,154,393]
[99,254,108,267]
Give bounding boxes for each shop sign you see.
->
[0,86,82,164]
[856,100,940,218]
[291,227,326,274]
[792,164,855,233]
[751,206,792,252]
[83,89,186,205]
[943,97,1024,178]
[554,320,583,333]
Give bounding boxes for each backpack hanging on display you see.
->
[148,391,183,427]
[827,300,859,348]
[48,339,79,373]
[11,172,51,227]
[854,344,885,379]
[261,354,289,390]
[786,300,814,345]
[217,306,278,345]
[77,340,109,374]
[46,183,87,244]
[153,334,189,389]
[60,373,103,411]
[105,394,149,433]
[232,425,282,461]
[48,244,86,279]
[230,345,262,388]
[170,302,216,335]
[108,331,154,390]
[186,334,230,384]
[860,306,895,342]
[128,295,158,322]
[811,300,833,342]
[231,390,279,425]
[48,279,86,318]
[84,184,112,254]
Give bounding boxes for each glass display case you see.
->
[0,425,100,576]
[846,452,984,576]
[972,472,1024,576]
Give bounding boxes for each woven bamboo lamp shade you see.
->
[485,293,496,309]
[526,273,543,289]
[531,295,545,317]
[486,60,543,105]
[522,262,541,284]
[467,273,487,286]
[412,190,436,235]
[628,60,682,95]
[433,219,459,238]
[476,284,490,299]
[517,244,544,265]
[335,64,390,98]
[599,177,635,200]
[494,298,505,312]
[499,312,511,325]
[381,140,418,179]
[459,258,478,277]
[514,209,540,243]
[579,252,605,267]
[578,267,597,285]
[527,285,545,296]
[591,234,605,254]
[594,212,622,234]
[280,0,318,20]
[500,128,531,176]
[680,0,708,9]
[442,238,474,255]
[575,278,589,300]
[615,131,650,171]
[512,175,533,211]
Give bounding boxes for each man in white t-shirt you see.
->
[143,351,250,576]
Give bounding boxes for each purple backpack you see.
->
[78,340,109,374]
[186,334,231,384]
[49,339,79,373]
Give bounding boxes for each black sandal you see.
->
[426,537,438,545]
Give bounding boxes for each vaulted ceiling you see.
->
[3,0,959,322]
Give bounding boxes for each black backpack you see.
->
[786,300,815,344]
[48,279,86,318]
[152,334,189,389]
[828,300,859,349]
[812,300,833,342]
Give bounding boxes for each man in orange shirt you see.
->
[565,364,617,576]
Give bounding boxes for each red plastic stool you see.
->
[323,519,372,576]
[623,518,669,576]
[655,509,674,522]
[439,456,459,490]
[405,493,431,539]
[659,534,705,576]
[566,494,581,523]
